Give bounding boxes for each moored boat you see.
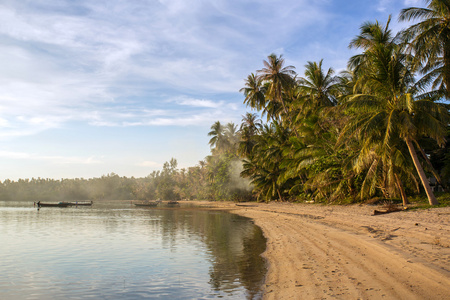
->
[36,201,71,208]
[134,201,160,207]
[68,201,93,206]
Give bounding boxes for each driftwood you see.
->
[235,204,258,207]
[373,207,405,215]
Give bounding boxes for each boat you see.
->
[35,201,93,208]
[134,201,160,207]
[68,201,93,206]
[166,201,180,206]
[36,201,71,208]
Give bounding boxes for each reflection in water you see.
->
[0,201,266,299]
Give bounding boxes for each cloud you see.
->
[0,0,256,138]
[0,1,409,134]
[0,150,102,164]
[171,96,223,108]
[403,0,422,6]
[375,0,389,12]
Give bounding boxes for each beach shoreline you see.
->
[180,200,450,299]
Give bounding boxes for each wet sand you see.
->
[181,201,450,299]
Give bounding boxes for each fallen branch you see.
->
[373,207,406,215]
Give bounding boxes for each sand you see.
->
[182,201,450,299]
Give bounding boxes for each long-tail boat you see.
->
[35,201,93,208]
[36,201,71,208]
[68,201,93,206]
[134,200,160,207]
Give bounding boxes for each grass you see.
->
[406,192,450,209]
[290,192,450,208]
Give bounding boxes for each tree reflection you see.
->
[155,208,266,299]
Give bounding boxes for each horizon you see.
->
[0,0,420,181]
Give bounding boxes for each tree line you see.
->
[237,1,450,205]
[1,1,449,205]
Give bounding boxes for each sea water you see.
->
[0,201,266,299]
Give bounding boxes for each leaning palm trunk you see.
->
[405,139,439,205]
[394,173,409,207]
[277,188,283,202]
[445,41,450,99]
[414,140,447,192]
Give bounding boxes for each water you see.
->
[0,201,266,299]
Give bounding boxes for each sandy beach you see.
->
[183,201,450,299]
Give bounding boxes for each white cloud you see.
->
[403,0,422,6]
[171,96,223,108]
[0,150,102,164]
[376,0,391,12]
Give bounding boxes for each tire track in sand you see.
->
[236,209,450,300]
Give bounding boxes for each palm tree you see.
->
[225,122,240,154]
[348,16,399,76]
[257,54,299,137]
[239,113,262,159]
[352,135,419,205]
[344,19,448,205]
[240,73,266,111]
[241,122,290,202]
[297,59,340,108]
[240,113,262,135]
[208,121,226,153]
[399,0,450,99]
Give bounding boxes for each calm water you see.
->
[0,201,266,299]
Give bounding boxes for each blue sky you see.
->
[0,0,422,180]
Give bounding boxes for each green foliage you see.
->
[236,4,449,205]
[405,192,450,209]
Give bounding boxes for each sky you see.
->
[0,0,423,180]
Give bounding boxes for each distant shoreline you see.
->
[181,201,450,299]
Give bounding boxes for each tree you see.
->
[344,18,449,205]
[348,16,399,76]
[225,122,240,154]
[257,54,299,136]
[399,0,450,99]
[241,122,291,202]
[297,59,340,109]
[240,73,267,111]
[239,113,262,159]
[208,121,227,153]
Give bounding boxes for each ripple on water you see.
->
[0,202,266,299]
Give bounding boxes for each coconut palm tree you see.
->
[297,59,340,108]
[344,19,449,205]
[240,73,266,110]
[257,54,299,136]
[208,121,226,153]
[240,113,262,135]
[399,0,450,99]
[348,16,400,76]
[224,122,240,154]
[241,122,290,202]
[238,113,262,159]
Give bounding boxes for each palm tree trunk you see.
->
[277,188,283,202]
[414,140,446,192]
[394,173,408,207]
[444,40,450,100]
[405,138,439,205]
